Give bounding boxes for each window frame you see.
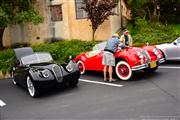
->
[50,4,63,22]
[75,0,88,19]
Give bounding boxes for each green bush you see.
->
[128,18,180,46]
[32,40,95,63]
[0,40,95,74]
[0,49,14,75]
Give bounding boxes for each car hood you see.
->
[156,43,170,49]
[118,47,142,54]
[30,63,59,70]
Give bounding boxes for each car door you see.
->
[14,59,28,87]
[85,50,104,71]
[166,43,180,60]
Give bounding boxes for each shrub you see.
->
[0,40,95,74]
[0,49,14,74]
[128,18,180,46]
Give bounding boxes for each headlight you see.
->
[66,64,73,72]
[41,69,50,78]
[153,48,159,55]
[138,52,144,59]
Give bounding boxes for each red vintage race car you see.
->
[74,42,165,80]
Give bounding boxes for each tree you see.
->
[0,0,43,49]
[127,0,179,23]
[127,0,159,22]
[82,0,119,41]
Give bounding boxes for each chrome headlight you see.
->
[66,64,73,72]
[41,69,50,78]
[153,48,159,55]
[138,52,144,59]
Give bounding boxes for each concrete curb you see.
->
[0,71,11,79]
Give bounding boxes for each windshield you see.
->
[175,37,180,43]
[21,53,53,65]
[93,42,107,51]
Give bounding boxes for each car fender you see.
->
[115,52,137,67]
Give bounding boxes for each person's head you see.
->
[112,33,119,39]
[123,29,129,35]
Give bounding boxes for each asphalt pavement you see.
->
[0,62,179,120]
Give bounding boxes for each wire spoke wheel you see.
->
[11,72,17,85]
[115,61,132,80]
[77,60,85,74]
[26,76,36,97]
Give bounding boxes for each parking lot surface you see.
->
[0,62,179,120]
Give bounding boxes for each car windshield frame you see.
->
[93,42,107,51]
[20,52,53,65]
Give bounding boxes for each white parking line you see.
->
[159,66,180,69]
[0,100,6,107]
[79,79,123,88]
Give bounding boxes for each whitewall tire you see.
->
[115,61,132,80]
[26,76,38,97]
[11,72,17,85]
[77,60,85,74]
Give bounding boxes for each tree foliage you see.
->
[127,0,179,23]
[82,0,119,41]
[0,0,43,49]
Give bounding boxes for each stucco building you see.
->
[3,0,130,47]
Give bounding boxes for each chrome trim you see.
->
[142,50,150,64]
[132,64,148,71]
[158,58,165,64]
[52,65,63,82]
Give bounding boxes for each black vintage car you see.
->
[12,47,80,97]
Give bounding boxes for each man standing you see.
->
[102,33,120,82]
[120,29,133,47]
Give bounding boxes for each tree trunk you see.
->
[0,27,5,50]
[92,29,96,42]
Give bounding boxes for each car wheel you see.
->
[69,79,79,87]
[77,60,85,74]
[11,72,17,85]
[26,76,38,97]
[115,61,132,80]
[160,50,166,60]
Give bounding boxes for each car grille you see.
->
[142,50,150,64]
[52,65,63,82]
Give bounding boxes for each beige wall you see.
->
[3,0,49,47]
[3,0,122,47]
[54,0,112,41]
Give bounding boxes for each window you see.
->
[50,5,63,21]
[75,0,87,19]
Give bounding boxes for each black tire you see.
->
[69,79,79,87]
[115,61,132,80]
[26,76,39,97]
[159,50,166,61]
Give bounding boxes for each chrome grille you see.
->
[52,65,63,82]
[142,50,150,64]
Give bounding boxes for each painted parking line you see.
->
[159,66,180,69]
[0,100,6,107]
[79,79,123,88]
